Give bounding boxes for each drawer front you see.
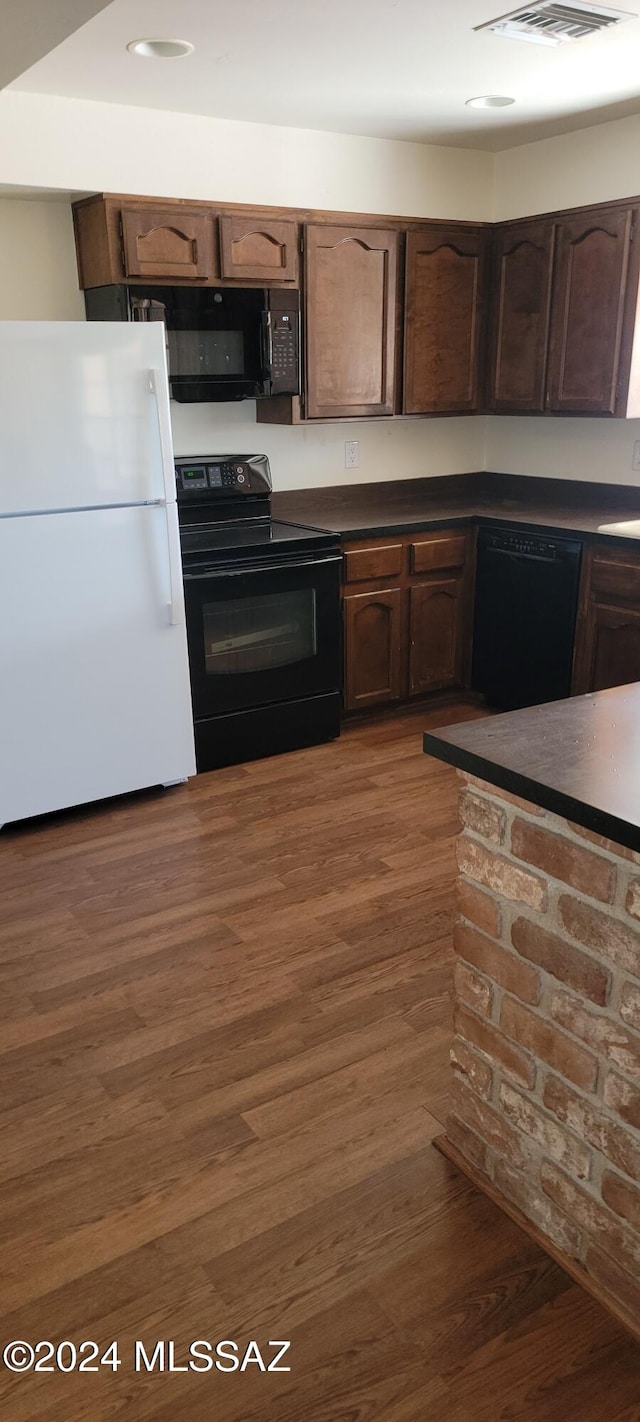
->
[591,553,640,603]
[410,533,467,575]
[344,543,403,584]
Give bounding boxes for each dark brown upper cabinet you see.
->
[403,227,485,415]
[488,220,555,412]
[547,206,635,414]
[121,206,214,281]
[304,224,398,419]
[219,215,298,283]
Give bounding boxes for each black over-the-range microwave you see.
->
[83,284,299,403]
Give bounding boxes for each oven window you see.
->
[203,589,317,676]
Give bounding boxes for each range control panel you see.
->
[175,454,272,497]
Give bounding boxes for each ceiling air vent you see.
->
[475,1,635,45]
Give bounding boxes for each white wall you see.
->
[0,91,493,219]
[0,90,491,490]
[493,113,640,222]
[488,113,640,489]
[0,198,84,318]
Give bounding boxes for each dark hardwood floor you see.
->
[1,703,639,1421]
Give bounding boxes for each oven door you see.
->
[183,553,342,719]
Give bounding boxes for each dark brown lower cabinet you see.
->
[409,577,466,694]
[342,529,473,713]
[343,588,403,709]
[573,544,640,693]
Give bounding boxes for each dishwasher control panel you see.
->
[484,529,580,561]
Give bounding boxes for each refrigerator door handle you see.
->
[149,368,180,626]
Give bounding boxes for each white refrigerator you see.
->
[0,321,196,828]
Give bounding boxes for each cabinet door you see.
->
[219,215,298,283]
[409,578,464,695]
[548,207,634,413]
[121,207,213,280]
[305,225,398,419]
[344,588,403,710]
[403,227,485,414]
[585,600,640,691]
[488,220,555,412]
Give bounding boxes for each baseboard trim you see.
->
[434,1132,640,1348]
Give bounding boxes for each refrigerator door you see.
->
[0,322,174,515]
[0,503,196,825]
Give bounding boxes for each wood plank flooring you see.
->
[1,703,639,1421]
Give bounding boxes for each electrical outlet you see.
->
[344,440,359,469]
[633,440,640,471]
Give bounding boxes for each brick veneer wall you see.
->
[449,772,640,1328]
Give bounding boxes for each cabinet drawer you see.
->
[410,533,467,575]
[591,553,640,603]
[344,543,403,583]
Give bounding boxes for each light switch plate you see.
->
[632,440,640,470]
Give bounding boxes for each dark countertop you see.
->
[272,471,640,545]
[423,684,640,854]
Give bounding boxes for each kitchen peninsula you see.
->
[423,685,640,1341]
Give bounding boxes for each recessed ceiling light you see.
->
[126,39,195,59]
[465,94,516,108]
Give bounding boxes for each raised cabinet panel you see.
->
[403,227,485,415]
[409,579,464,695]
[305,225,398,419]
[488,221,555,412]
[344,588,403,709]
[219,216,298,283]
[589,602,640,691]
[121,208,214,280]
[548,208,633,413]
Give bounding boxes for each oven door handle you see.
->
[183,553,342,580]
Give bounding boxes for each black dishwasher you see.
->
[472,527,582,710]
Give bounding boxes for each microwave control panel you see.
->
[269,310,299,395]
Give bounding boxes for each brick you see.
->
[544,1074,640,1180]
[511,819,616,903]
[550,991,640,1080]
[558,895,640,977]
[455,878,501,939]
[454,959,493,1019]
[573,821,640,865]
[459,789,506,845]
[510,917,610,1006]
[454,1001,536,1089]
[445,1114,489,1174]
[450,1036,493,1099]
[626,879,640,921]
[601,1170,640,1231]
[450,1081,527,1168]
[586,1245,640,1330]
[455,921,541,1006]
[494,1157,582,1258]
[461,774,544,816]
[541,1162,640,1271]
[620,980,640,1032]
[501,997,597,1092]
[457,836,547,911]
[602,1069,640,1131]
[498,1082,591,1178]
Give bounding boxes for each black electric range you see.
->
[176,454,342,771]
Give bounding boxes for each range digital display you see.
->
[182,466,207,484]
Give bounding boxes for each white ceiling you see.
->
[0,0,113,89]
[8,0,640,151]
